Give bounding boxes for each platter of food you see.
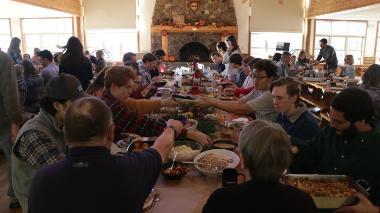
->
[127,140,155,152]
[168,141,203,161]
[284,174,370,209]
[193,149,240,176]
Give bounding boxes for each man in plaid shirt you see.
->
[12,73,86,212]
[102,66,212,145]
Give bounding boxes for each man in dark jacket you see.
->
[0,49,22,208]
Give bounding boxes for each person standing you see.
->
[59,37,93,90]
[0,49,22,208]
[37,50,59,85]
[7,37,23,65]
[315,38,338,74]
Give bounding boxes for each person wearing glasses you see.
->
[196,59,278,121]
[291,88,380,210]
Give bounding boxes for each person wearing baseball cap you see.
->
[12,73,86,212]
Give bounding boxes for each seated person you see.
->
[197,59,278,121]
[139,53,159,87]
[86,68,108,97]
[37,49,59,85]
[123,52,137,64]
[340,54,355,79]
[28,97,183,213]
[277,51,292,77]
[211,52,225,74]
[227,54,243,84]
[271,77,320,140]
[203,120,317,213]
[153,49,167,74]
[291,88,380,207]
[296,50,310,68]
[224,57,258,97]
[360,64,380,119]
[13,74,85,211]
[101,66,212,145]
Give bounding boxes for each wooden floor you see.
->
[0,152,22,213]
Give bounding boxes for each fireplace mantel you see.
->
[151,25,238,60]
[151,25,238,34]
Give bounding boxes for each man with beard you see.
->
[291,88,380,210]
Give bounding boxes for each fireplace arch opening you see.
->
[179,42,210,62]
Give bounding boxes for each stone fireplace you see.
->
[151,0,238,62]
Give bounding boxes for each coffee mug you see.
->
[222,168,245,187]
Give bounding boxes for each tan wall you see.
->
[307,0,380,17]
[13,0,81,15]
[251,0,304,33]
[82,0,136,30]
[233,0,250,54]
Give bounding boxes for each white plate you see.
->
[193,149,240,176]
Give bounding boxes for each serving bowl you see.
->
[193,149,240,176]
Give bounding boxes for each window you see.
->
[314,20,366,65]
[85,29,138,62]
[0,19,11,52]
[21,18,73,54]
[376,22,380,64]
[250,32,303,59]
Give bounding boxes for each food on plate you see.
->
[168,144,201,161]
[131,141,151,152]
[198,153,233,172]
[286,177,357,197]
[162,165,188,176]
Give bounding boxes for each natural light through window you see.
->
[21,18,73,54]
[250,32,303,59]
[85,29,138,62]
[0,19,11,52]
[314,20,366,65]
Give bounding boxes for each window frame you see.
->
[313,19,367,65]
[20,17,74,54]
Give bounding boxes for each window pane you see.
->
[56,18,73,33]
[40,19,57,33]
[0,35,11,52]
[316,20,331,34]
[348,22,366,36]
[0,19,10,34]
[251,48,267,59]
[41,34,57,49]
[22,19,41,33]
[24,35,40,50]
[336,50,345,65]
[251,33,266,48]
[350,51,362,65]
[331,37,346,50]
[331,21,348,35]
[86,29,138,61]
[347,37,363,51]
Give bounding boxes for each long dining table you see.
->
[145,109,249,212]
